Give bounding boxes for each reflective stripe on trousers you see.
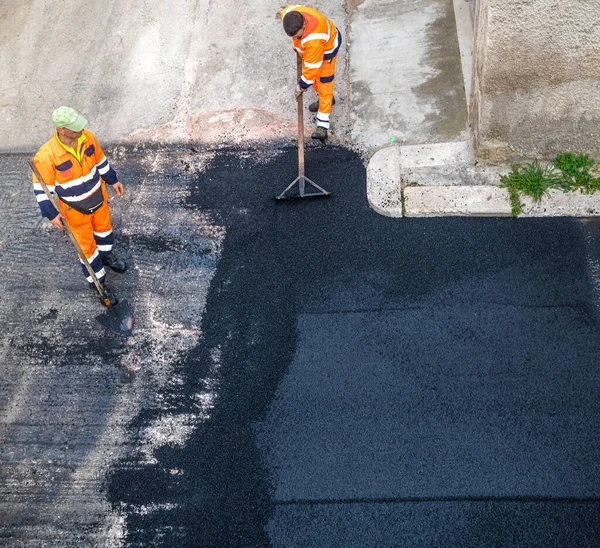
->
[313,55,337,129]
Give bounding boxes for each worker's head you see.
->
[52,106,87,139]
[283,11,305,38]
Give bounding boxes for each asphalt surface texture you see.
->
[2,143,600,546]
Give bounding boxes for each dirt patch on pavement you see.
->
[122,104,354,148]
[124,107,319,147]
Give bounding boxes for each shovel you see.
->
[276,56,331,200]
[28,159,133,337]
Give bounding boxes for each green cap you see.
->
[52,106,87,132]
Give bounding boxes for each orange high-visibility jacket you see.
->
[281,5,341,90]
[32,129,119,220]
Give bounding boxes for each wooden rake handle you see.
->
[296,55,305,177]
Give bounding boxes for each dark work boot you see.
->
[311,127,328,141]
[308,96,335,113]
[101,252,127,273]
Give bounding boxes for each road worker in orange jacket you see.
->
[32,107,127,294]
[281,5,342,141]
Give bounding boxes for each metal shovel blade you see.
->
[95,299,133,337]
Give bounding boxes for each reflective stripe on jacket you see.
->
[281,5,341,90]
[32,129,118,220]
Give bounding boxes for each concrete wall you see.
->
[471,0,600,163]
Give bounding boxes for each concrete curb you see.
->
[367,144,600,218]
[366,146,402,217]
[404,185,511,217]
[519,189,600,217]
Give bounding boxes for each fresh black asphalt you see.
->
[104,144,600,547]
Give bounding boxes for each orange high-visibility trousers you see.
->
[60,183,113,283]
[312,55,337,130]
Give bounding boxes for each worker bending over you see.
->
[31,107,127,298]
[281,5,342,141]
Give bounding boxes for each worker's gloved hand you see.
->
[295,84,304,100]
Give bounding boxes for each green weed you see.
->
[507,186,521,217]
[501,152,600,216]
[553,152,600,194]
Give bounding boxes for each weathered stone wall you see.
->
[471,0,600,163]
